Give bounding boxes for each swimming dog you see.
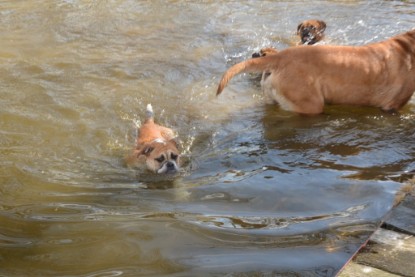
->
[296,19,326,45]
[126,104,180,173]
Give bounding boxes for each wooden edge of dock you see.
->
[337,179,415,277]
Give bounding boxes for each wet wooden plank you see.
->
[338,184,415,277]
[353,228,415,277]
[383,195,415,235]
[338,262,400,277]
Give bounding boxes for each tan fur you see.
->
[218,29,415,114]
[126,105,180,174]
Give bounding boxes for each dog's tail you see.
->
[216,55,277,95]
[145,103,154,122]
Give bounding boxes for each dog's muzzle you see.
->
[301,28,318,45]
[166,161,176,172]
[157,161,179,174]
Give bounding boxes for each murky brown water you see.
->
[1,0,415,276]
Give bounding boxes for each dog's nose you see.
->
[166,161,175,170]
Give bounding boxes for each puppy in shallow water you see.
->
[126,104,180,174]
[252,19,327,58]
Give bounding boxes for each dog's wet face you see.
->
[139,140,180,174]
[298,26,320,45]
[153,150,180,174]
[297,20,326,45]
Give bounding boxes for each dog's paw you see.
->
[252,52,262,58]
[252,47,278,58]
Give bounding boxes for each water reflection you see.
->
[1,0,414,276]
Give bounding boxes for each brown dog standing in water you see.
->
[252,20,327,58]
[217,29,415,114]
[126,104,180,174]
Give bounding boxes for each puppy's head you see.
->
[296,20,326,45]
[138,139,180,174]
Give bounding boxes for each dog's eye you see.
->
[155,156,165,163]
[171,153,178,160]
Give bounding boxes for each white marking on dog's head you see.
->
[152,138,167,145]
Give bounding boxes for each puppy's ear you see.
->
[317,20,327,32]
[139,145,154,156]
[168,138,179,149]
[296,23,304,35]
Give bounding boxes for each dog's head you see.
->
[137,139,180,174]
[297,20,326,45]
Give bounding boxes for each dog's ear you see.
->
[317,20,327,32]
[139,145,154,156]
[168,138,179,149]
[296,23,304,35]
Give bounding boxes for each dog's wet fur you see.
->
[126,104,180,174]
